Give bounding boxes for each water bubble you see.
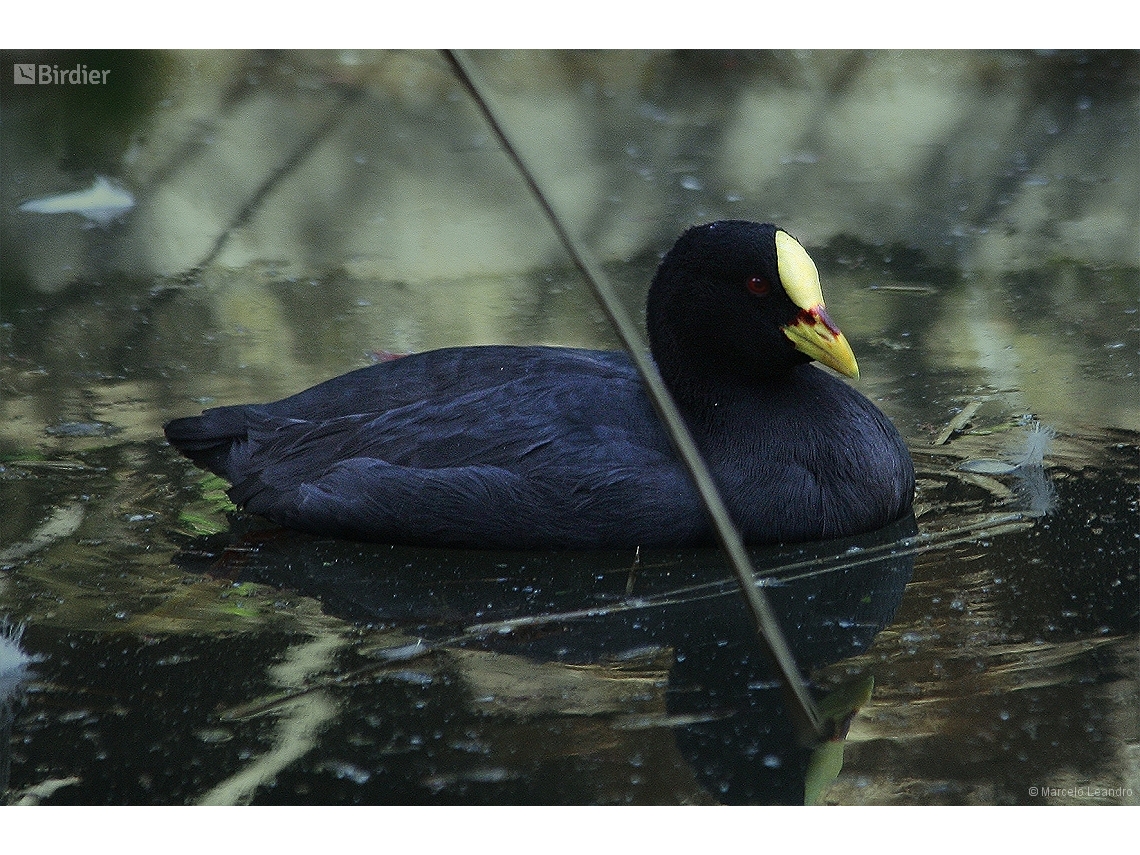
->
[326,760,371,784]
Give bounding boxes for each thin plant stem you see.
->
[442,49,826,745]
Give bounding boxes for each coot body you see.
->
[165,221,914,549]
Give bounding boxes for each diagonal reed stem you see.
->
[442,50,825,745]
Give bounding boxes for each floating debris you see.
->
[1010,420,1056,469]
[957,458,1019,475]
[867,283,940,294]
[19,175,135,227]
[194,727,235,744]
[45,421,122,438]
[955,420,1058,517]
[932,400,983,446]
[1,457,92,471]
[956,420,1056,475]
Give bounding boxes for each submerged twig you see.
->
[932,400,984,446]
[442,50,828,744]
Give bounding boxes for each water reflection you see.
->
[180,514,920,804]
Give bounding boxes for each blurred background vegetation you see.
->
[3,49,1136,291]
[2,50,1137,447]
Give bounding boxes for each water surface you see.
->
[2,49,1137,805]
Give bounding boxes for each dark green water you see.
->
[2,260,1136,805]
[2,49,1137,805]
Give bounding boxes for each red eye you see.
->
[746,276,770,296]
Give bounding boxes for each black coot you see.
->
[165,221,914,549]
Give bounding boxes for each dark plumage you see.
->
[164,221,914,549]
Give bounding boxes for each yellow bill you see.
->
[775,229,860,379]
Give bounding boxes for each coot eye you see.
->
[746,276,770,296]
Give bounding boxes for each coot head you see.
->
[646,221,857,389]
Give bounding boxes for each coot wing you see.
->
[166,345,709,548]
